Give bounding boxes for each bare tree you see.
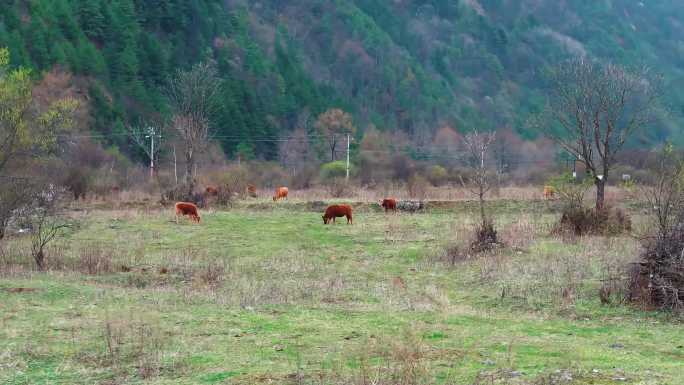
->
[28,185,70,271]
[539,58,662,211]
[279,129,311,176]
[641,142,684,236]
[315,109,355,161]
[461,130,496,227]
[166,62,220,197]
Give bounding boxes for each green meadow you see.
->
[1,203,682,384]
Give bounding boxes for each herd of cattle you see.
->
[174,185,559,224]
[173,186,407,225]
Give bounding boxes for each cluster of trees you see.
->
[1,0,682,167]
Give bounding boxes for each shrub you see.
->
[320,161,348,181]
[290,165,317,189]
[406,174,428,199]
[470,221,499,253]
[63,167,90,200]
[325,177,350,198]
[320,161,351,197]
[214,165,249,206]
[555,206,631,237]
[546,172,593,210]
[391,154,415,182]
[427,165,448,186]
[630,226,684,310]
[548,172,630,236]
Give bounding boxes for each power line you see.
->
[53,132,567,167]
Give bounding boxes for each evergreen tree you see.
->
[79,0,105,41]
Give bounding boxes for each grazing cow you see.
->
[175,202,201,223]
[247,184,257,198]
[205,186,219,196]
[273,186,289,201]
[380,198,397,213]
[543,185,555,200]
[322,204,353,225]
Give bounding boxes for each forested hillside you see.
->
[2,0,683,160]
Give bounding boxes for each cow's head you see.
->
[322,215,329,224]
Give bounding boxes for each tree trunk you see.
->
[595,177,606,212]
[479,184,486,227]
[330,136,336,161]
[34,249,45,271]
[185,148,194,198]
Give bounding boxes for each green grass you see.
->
[0,206,682,384]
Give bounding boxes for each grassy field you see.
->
[0,201,682,384]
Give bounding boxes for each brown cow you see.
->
[175,202,201,223]
[380,198,397,213]
[205,186,219,196]
[322,204,353,225]
[543,185,555,200]
[272,186,289,201]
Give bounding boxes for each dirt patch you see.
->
[3,287,40,293]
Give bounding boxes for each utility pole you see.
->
[345,133,350,181]
[150,127,155,178]
[144,126,156,180]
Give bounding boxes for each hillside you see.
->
[2,0,683,159]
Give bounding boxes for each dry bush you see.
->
[100,313,179,380]
[555,206,631,237]
[77,245,114,275]
[0,243,29,275]
[194,260,226,288]
[63,166,90,200]
[325,177,351,198]
[483,236,639,309]
[160,184,205,208]
[470,221,500,253]
[391,154,415,182]
[629,227,684,311]
[308,332,453,385]
[289,164,318,190]
[406,174,429,199]
[250,161,289,189]
[438,243,471,266]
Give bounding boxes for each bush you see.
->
[629,225,684,311]
[63,167,90,200]
[320,161,351,198]
[470,221,499,253]
[290,165,317,189]
[320,161,348,181]
[325,177,350,198]
[427,165,448,186]
[391,155,414,182]
[215,165,249,205]
[406,174,429,199]
[547,172,593,209]
[555,206,631,237]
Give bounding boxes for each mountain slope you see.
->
[1,0,682,159]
